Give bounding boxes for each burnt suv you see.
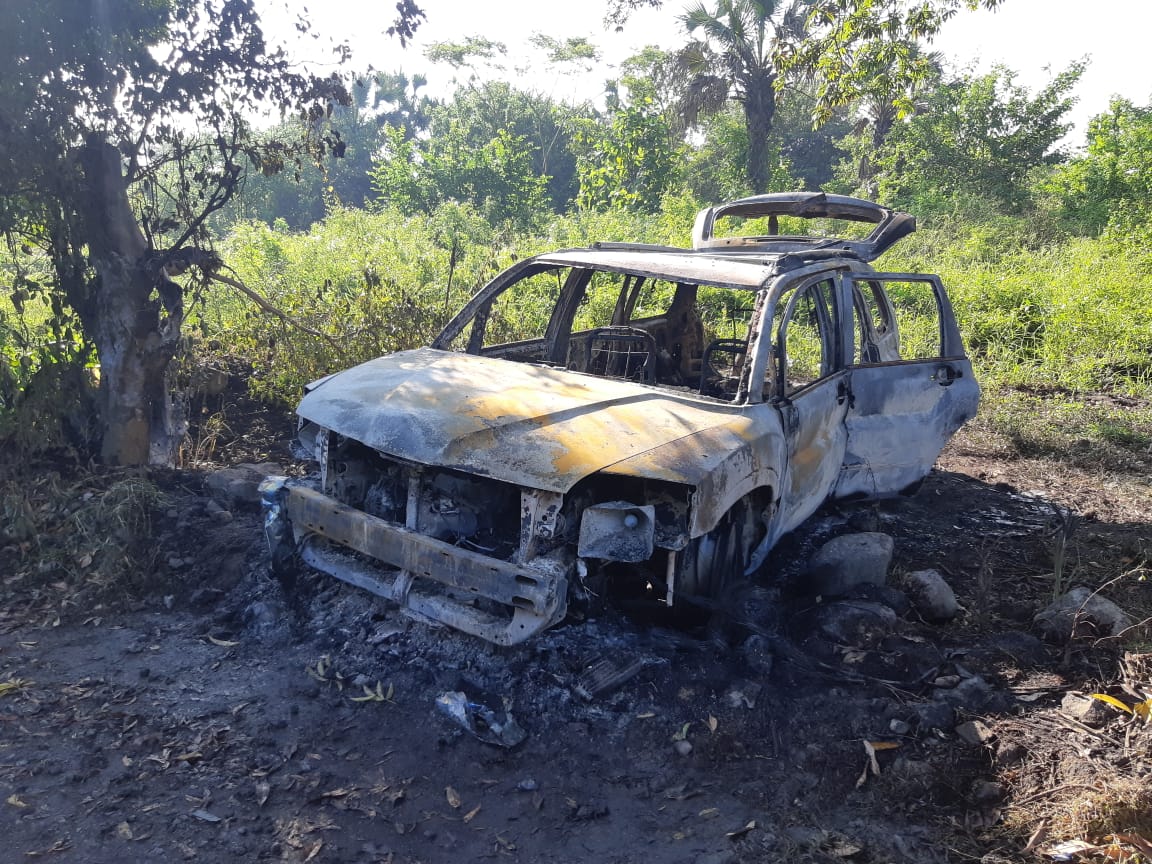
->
[262,193,979,644]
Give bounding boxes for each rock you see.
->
[1034,587,1132,643]
[808,533,894,596]
[812,601,897,649]
[673,739,693,757]
[905,569,959,622]
[841,582,910,616]
[915,702,955,731]
[955,720,994,746]
[933,675,961,689]
[933,675,1006,713]
[888,719,911,735]
[970,631,1048,668]
[516,779,538,792]
[1060,693,1113,727]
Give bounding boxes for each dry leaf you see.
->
[446,786,461,809]
[6,794,27,808]
[207,635,239,648]
[255,781,270,808]
[671,722,692,742]
[726,820,756,839]
[707,716,718,734]
[463,804,481,823]
[869,741,900,752]
[636,711,655,719]
[0,677,31,696]
[304,840,323,862]
[116,822,133,840]
[699,807,720,819]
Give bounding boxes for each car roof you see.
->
[533,244,870,291]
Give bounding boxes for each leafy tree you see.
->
[607,0,1004,142]
[370,122,549,227]
[222,71,436,229]
[371,83,586,218]
[1041,99,1152,236]
[674,0,812,193]
[869,64,1083,215]
[574,102,677,211]
[0,0,421,465]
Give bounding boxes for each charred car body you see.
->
[262,193,979,644]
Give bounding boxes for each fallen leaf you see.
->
[446,786,461,809]
[636,711,655,719]
[174,751,202,763]
[463,804,481,823]
[7,794,28,808]
[207,636,239,648]
[671,722,692,742]
[826,838,863,858]
[115,822,133,840]
[190,809,221,823]
[707,716,718,734]
[868,741,900,752]
[0,677,32,696]
[699,807,720,819]
[255,781,270,808]
[726,820,757,839]
[304,840,323,862]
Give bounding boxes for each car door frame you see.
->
[835,271,980,499]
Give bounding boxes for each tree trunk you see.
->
[74,137,184,466]
[742,71,777,194]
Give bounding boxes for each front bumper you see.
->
[260,478,569,645]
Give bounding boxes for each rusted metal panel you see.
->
[285,485,566,616]
[297,347,759,493]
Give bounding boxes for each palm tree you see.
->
[677,0,811,193]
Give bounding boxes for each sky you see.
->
[264,0,1152,148]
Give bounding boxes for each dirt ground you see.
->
[2,397,1151,864]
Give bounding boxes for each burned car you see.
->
[262,193,979,644]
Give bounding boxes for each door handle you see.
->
[933,364,961,386]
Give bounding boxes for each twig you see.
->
[208,269,347,357]
[1010,782,1100,809]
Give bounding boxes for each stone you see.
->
[808,532,894,596]
[888,718,911,735]
[1060,693,1113,727]
[812,601,897,649]
[841,582,910,616]
[673,740,693,757]
[955,720,994,746]
[915,702,955,731]
[1034,587,1133,643]
[905,569,959,622]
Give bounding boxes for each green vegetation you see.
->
[2,0,1151,467]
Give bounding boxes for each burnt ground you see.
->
[2,396,1151,864]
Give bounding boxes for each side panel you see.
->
[835,273,980,498]
[835,358,978,498]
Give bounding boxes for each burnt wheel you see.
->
[677,500,763,600]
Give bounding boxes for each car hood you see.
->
[297,348,752,492]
